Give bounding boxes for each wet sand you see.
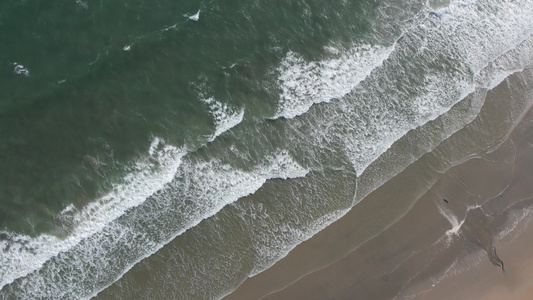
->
[411,212,533,300]
[224,69,533,299]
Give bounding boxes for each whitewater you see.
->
[2,0,533,299]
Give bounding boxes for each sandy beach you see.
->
[223,69,533,299]
[4,2,533,299]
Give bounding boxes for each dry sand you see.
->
[224,70,533,299]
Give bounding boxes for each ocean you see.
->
[1,0,533,299]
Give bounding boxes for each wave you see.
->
[437,205,464,237]
[202,97,245,142]
[12,62,30,76]
[497,206,533,241]
[0,150,308,299]
[273,44,395,119]
[0,137,185,290]
[222,0,533,295]
[2,0,533,299]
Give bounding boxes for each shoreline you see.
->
[223,69,533,299]
[409,207,533,300]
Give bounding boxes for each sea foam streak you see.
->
[273,44,395,119]
[1,150,308,299]
[248,209,349,276]
[12,62,30,76]
[0,138,185,290]
[97,1,533,297]
[437,205,466,245]
[189,10,200,21]
[239,0,533,287]
[278,0,533,177]
[202,97,245,141]
[3,0,533,298]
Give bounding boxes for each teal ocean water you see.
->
[1,0,533,299]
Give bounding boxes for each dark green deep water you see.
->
[0,0,380,233]
[1,0,533,299]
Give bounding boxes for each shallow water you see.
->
[1,0,533,298]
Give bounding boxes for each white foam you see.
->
[437,205,464,240]
[189,10,200,21]
[242,0,533,296]
[475,37,533,89]
[234,1,533,291]
[496,207,533,240]
[76,0,88,9]
[403,206,533,299]
[248,208,348,277]
[4,0,533,298]
[1,150,309,299]
[297,0,533,177]
[447,2,533,75]
[201,97,244,142]
[273,44,395,119]
[12,62,29,76]
[0,137,185,290]
[429,0,477,18]
[440,205,484,239]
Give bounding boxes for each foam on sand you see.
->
[189,10,200,21]
[0,150,309,299]
[278,0,533,177]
